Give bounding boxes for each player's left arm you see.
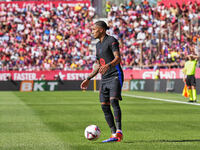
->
[108,51,121,66]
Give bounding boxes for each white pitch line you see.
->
[122,93,200,106]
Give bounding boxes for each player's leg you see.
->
[110,99,123,141]
[102,99,122,143]
[100,82,118,143]
[188,86,193,101]
[101,102,120,143]
[186,76,193,102]
[191,86,197,102]
[191,76,197,102]
[110,99,121,131]
[109,76,123,141]
[101,102,116,134]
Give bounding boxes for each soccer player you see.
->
[80,20,124,142]
[183,54,199,102]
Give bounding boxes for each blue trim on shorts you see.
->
[115,64,123,88]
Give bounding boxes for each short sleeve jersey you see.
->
[96,35,124,82]
[184,60,197,75]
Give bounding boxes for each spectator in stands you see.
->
[106,1,111,15]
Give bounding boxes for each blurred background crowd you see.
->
[0,0,199,71]
[106,0,200,70]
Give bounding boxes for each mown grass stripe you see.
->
[0,92,68,150]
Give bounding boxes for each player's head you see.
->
[92,21,109,39]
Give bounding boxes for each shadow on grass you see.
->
[124,139,200,143]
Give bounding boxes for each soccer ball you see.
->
[84,125,101,140]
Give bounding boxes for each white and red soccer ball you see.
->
[84,125,101,140]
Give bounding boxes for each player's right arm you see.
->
[80,60,100,90]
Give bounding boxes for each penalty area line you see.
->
[122,93,200,106]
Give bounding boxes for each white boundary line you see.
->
[122,93,200,106]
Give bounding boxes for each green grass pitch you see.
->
[0,91,200,150]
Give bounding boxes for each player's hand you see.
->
[99,64,109,74]
[80,79,90,90]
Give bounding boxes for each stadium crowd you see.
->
[106,0,200,69]
[0,2,96,71]
[0,0,199,71]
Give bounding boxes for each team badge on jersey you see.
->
[100,58,106,66]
